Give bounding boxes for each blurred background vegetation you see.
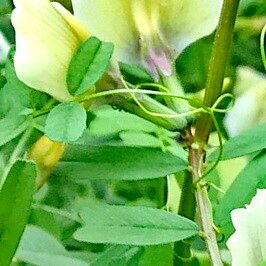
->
[0,0,266,265]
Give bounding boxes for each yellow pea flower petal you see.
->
[28,135,65,188]
[12,0,88,102]
[72,0,140,65]
[72,0,222,65]
[160,0,222,54]
[52,2,89,41]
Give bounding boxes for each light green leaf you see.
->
[74,204,199,245]
[214,152,266,238]
[0,161,36,266]
[67,36,114,96]
[86,105,159,137]
[119,131,163,148]
[55,145,187,181]
[45,102,86,143]
[0,114,33,147]
[209,123,266,161]
[16,225,88,266]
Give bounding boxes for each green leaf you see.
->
[176,36,212,93]
[16,225,88,266]
[119,62,154,85]
[54,145,187,181]
[0,114,33,147]
[1,48,48,116]
[87,105,159,137]
[120,131,163,148]
[214,152,266,238]
[139,245,173,266]
[209,123,266,161]
[89,245,142,266]
[0,161,36,266]
[67,36,114,96]
[74,204,199,245]
[45,102,87,143]
[0,0,12,15]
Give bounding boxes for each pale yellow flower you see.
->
[72,0,223,77]
[12,0,222,101]
[227,189,266,266]
[12,0,89,102]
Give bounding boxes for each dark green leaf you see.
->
[74,204,199,245]
[209,123,266,161]
[67,36,114,96]
[119,62,154,85]
[16,225,88,266]
[0,161,36,266]
[176,36,212,93]
[214,152,266,238]
[54,145,187,181]
[0,71,6,89]
[45,102,87,143]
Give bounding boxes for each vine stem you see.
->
[189,0,240,265]
[190,148,223,266]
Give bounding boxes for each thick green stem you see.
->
[174,171,196,265]
[195,0,240,145]
[190,0,240,265]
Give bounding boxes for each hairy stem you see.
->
[190,148,223,266]
[190,0,240,265]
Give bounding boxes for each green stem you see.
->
[195,0,240,145]
[174,171,196,265]
[190,0,240,265]
[190,148,223,266]
[0,127,34,188]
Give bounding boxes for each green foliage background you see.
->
[0,0,266,265]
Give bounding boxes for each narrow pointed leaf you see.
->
[74,204,199,245]
[54,145,187,181]
[209,123,266,161]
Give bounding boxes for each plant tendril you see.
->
[32,80,234,178]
